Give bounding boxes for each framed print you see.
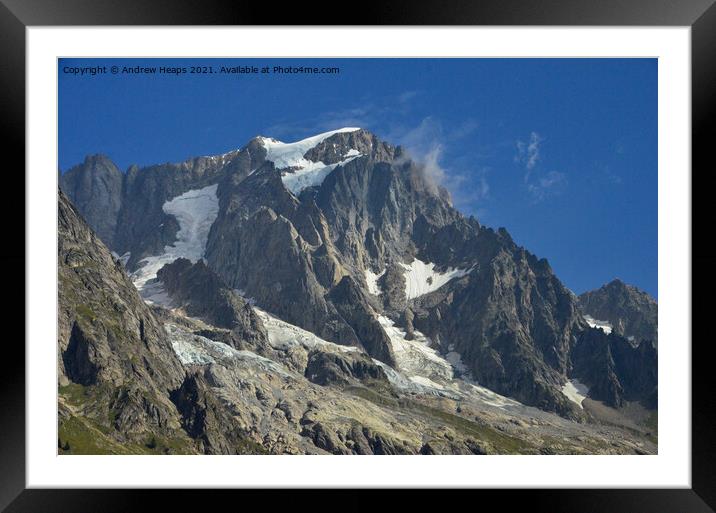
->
[3,0,715,510]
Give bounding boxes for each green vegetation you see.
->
[59,382,197,455]
[344,385,399,408]
[146,433,196,454]
[58,416,140,455]
[58,383,88,406]
[58,415,197,455]
[233,436,271,455]
[345,385,533,454]
[75,304,97,323]
[405,399,532,454]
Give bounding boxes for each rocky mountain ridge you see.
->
[578,279,658,348]
[59,127,658,439]
[61,187,660,454]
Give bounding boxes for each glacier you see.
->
[130,184,220,303]
[377,315,454,383]
[166,323,293,377]
[376,315,525,409]
[254,306,358,354]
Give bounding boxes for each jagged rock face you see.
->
[313,150,585,413]
[327,276,396,365]
[170,372,269,455]
[58,189,193,452]
[409,234,585,415]
[211,204,356,349]
[571,328,658,408]
[115,153,243,269]
[59,155,123,245]
[204,139,400,364]
[205,163,334,290]
[304,350,388,386]
[58,189,436,455]
[60,141,265,271]
[204,131,464,367]
[315,157,459,271]
[578,279,658,347]
[304,129,397,165]
[61,128,657,419]
[360,233,569,410]
[58,189,184,388]
[156,258,269,352]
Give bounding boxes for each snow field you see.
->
[561,379,590,408]
[364,268,386,295]
[130,184,220,301]
[583,315,613,334]
[399,258,471,300]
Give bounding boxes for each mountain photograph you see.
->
[57,58,658,455]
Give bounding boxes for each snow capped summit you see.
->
[259,127,360,167]
[259,127,362,195]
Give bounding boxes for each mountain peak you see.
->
[252,127,400,195]
[578,278,658,347]
[256,127,362,147]
[603,278,654,300]
[82,153,117,167]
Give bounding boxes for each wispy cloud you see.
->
[515,132,543,174]
[446,166,490,211]
[397,90,420,104]
[451,119,480,140]
[387,117,448,196]
[527,170,567,202]
[417,145,448,195]
[391,117,489,209]
[515,131,567,203]
[393,116,442,153]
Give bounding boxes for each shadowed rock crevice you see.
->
[63,322,99,386]
[156,257,269,352]
[571,328,658,408]
[304,350,388,386]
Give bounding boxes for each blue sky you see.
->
[59,58,657,297]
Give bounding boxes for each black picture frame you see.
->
[3,0,714,510]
